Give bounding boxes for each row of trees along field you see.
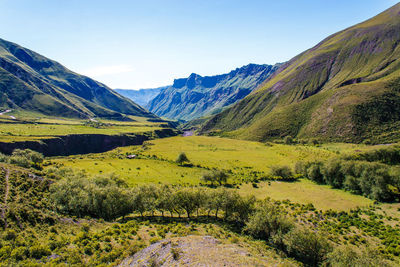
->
[295,147,400,202]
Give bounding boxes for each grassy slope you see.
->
[201,3,400,143]
[0,38,154,119]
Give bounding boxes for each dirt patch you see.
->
[119,235,274,266]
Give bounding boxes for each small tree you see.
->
[176,152,190,165]
[245,201,294,242]
[270,165,293,180]
[283,227,332,266]
[174,188,199,218]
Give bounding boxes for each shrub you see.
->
[326,245,393,267]
[0,245,12,261]
[270,165,293,180]
[0,153,8,162]
[9,156,30,168]
[29,244,51,259]
[202,170,229,185]
[322,160,345,188]
[4,229,17,240]
[283,227,332,266]
[11,247,28,261]
[306,163,324,184]
[171,247,181,260]
[9,149,44,169]
[244,201,294,243]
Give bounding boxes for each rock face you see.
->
[115,87,169,107]
[0,38,155,119]
[119,235,272,267]
[0,128,177,156]
[147,63,281,121]
[201,3,400,143]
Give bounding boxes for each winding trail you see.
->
[1,168,9,228]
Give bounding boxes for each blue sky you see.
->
[0,0,397,89]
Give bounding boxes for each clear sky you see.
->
[0,0,398,89]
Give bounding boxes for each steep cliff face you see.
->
[0,128,177,156]
[147,63,280,121]
[201,3,400,143]
[0,38,155,119]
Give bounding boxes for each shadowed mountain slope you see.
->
[147,63,280,121]
[201,3,400,143]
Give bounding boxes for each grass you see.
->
[52,156,204,186]
[0,116,166,143]
[140,136,378,173]
[237,179,373,211]
[49,136,378,211]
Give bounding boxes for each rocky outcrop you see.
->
[0,128,177,156]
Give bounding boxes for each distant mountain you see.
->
[201,3,400,143]
[115,86,168,107]
[0,38,155,119]
[146,63,281,121]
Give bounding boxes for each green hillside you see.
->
[0,38,155,120]
[201,3,400,143]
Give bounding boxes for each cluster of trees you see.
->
[346,146,400,165]
[50,171,255,222]
[295,159,400,201]
[244,201,392,266]
[0,149,44,169]
[244,201,332,266]
[50,173,132,221]
[201,170,229,186]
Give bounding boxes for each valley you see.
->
[1,2,400,267]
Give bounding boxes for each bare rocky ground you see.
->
[119,235,295,267]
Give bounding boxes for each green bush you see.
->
[270,165,293,180]
[0,245,12,261]
[244,201,294,243]
[326,245,393,267]
[283,227,332,267]
[11,247,28,261]
[9,149,44,169]
[202,170,229,185]
[29,244,51,259]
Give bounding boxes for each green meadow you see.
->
[50,136,381,211]
[0,116,166,142]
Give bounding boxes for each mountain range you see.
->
[147,63,280,121]
[115,86,168,107]
[201,3,400,143]
[0,38,154,120]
